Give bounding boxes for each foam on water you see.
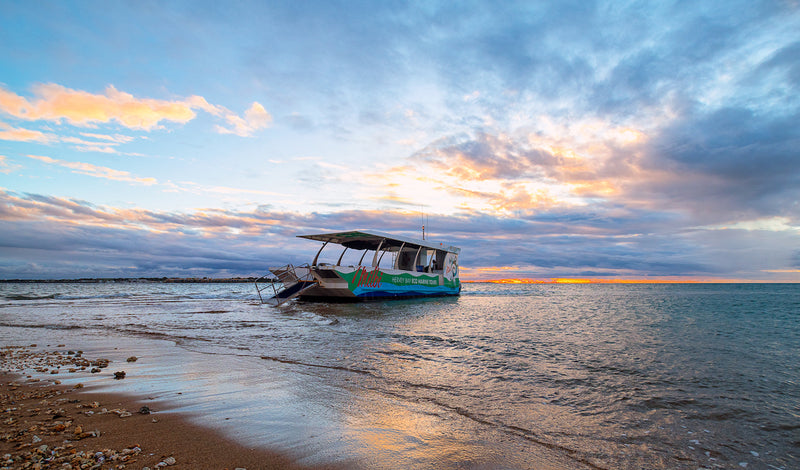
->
[0,282,797,470]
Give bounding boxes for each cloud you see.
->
[388,126,642,215]
[214,102,272,136]
[0,119,141,152]
[0,155,21,174]
[0,219,286,279]
[60,136,118,153]
[1,189,797,281]
[0,84,271,136]
[79,132,135,144]
[0,121,54,143]
[0,83,195,129]
[635,105,800,224]
[25,154,157,185]
[394,84,799,225]
[0,190,310,278]
[413,132,557,181]
[0,190,294,234]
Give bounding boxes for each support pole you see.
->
[372,239,385,267]
[337,247,348,266]
[393,242,406,269]
[312,241,329,266]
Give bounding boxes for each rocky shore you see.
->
[0,346,333,470]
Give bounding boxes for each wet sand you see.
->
[0,347,338,470]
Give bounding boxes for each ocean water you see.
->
[0,282,797,469]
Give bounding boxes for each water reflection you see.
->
[291,291,597,469]
[289,284,712,469]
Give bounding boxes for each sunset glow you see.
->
[464,278,699,284]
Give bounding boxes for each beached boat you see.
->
[256,230,460,305]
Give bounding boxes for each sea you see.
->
[0,282,797,470]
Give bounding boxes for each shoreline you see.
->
[0,278,260,284]
[0,348,340,470]
[3,278,796,285]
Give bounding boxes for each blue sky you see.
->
[1,0,799,280]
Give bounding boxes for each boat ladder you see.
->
[255,263,318,306]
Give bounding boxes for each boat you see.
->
[256,230,460,305]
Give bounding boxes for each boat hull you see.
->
[298,265,460,302]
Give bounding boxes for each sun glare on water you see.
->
[466,278,699,284]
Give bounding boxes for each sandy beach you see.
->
[0,347,336,470]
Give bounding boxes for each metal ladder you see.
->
[255,264,318,306]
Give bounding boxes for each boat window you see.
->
[328,248,367,267]
[376,247,389,267]
[395,246,418,271]
[310,243,366,267]
[429,249,446,272]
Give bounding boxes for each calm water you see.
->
[0,282,797,469]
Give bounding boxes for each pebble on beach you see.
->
[1,345,290,470]
[0,346,156,469]
[157,455,177,466]
[0,382,142,467]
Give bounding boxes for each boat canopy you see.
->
[297,230,460,254]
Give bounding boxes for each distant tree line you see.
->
[0,277,261,283]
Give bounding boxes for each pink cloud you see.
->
[214,102,272,137]
[2,84,196,130]
[0,121,54,143]
[0,84,271,136]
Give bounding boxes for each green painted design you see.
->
[443,277,460,289]
[336,267,458,292]
[381,271,440,287]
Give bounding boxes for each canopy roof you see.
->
[297,230,460,254]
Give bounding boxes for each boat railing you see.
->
[255,263,315,305]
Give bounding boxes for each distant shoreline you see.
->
[0,277,794,284]
[0,277,260,283]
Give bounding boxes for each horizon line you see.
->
[461,278,797,284]
[0,277,797,284]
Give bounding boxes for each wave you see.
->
[4,294,58,300]
[4,292,254,302]
[260,355,374,376]
[109,326,214,345]
[3,293,136,301]
[0,321,84,330]
[3,293,140,301]
[56,293,134,300]
[176,293,256,301]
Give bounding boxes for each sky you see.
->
[1,0,799,281]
